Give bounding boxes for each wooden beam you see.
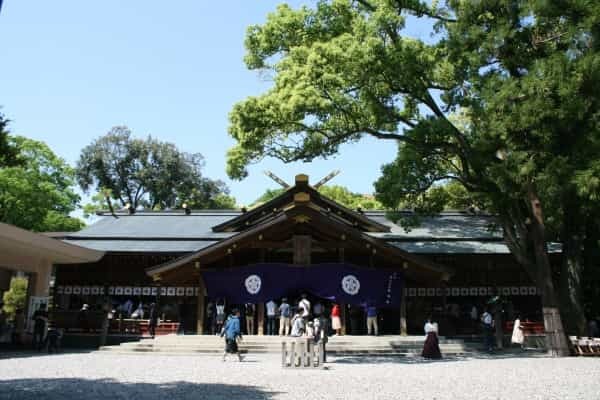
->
[293,235,311,265]
[197,275,206,334]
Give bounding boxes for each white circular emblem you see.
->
[341,275,360,295]
[244,274,262,295]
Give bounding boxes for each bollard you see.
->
[282,338,324,369]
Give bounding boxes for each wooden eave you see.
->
[146,204,452,284]
[211,184,390,233]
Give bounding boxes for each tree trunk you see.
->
[528,187,570,356]
[559,204,587,335]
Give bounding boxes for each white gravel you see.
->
[1,352,599,400]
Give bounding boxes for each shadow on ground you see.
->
[0,378,279,400]
[0,348,95,360]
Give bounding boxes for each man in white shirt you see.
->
[299,294,310,319]
[265,300,277,335]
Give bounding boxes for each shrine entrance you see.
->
[145,174,453,335]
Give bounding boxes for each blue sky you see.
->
[0,1,432,207]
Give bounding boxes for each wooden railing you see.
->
[51,311,179,336]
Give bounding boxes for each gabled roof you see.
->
[211,174,391,233]
[145,200,453,284]
[56,209,513,254]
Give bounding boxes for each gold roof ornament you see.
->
[293,214,311,224]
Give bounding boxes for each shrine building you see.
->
[51,174,558,335]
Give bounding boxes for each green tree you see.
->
[250,185,384,209]
[0,113,21,168]
[0,136,84,231]
[77,127,233,211]
[227,0,600,354]
[250,188,286,207]
[2,277,28,320]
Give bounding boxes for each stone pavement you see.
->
[0,351,599,400]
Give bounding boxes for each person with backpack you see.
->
[220,309,243,362]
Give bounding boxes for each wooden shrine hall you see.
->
[53,174,554,336]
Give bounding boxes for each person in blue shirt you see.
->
[221,309,243,361]
[366,302,378,336]
[278,298,291,336]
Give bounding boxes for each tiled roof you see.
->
[58,210,544,255]
[62,239,220,253]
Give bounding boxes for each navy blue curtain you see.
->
[201,263,403,307]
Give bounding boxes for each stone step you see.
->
[97,334,485,356]
[118,342,475,349]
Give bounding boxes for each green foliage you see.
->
[77,127,233,211]
[250,188,286,207]
[318,185,384,210]
[229,0,600,337]
[2,277,28,320]
[0,113,21,168]
[250,185,384,210]
[211,193,238,209]
[0,136,84,231]
[228,0,599,243]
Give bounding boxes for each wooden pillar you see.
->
[338,246,346,334]
[340,303,347,335]
[400,288,408,336]
[257,303,265,335]
[196,275,206,334]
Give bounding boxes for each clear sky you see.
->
[0,1,431,207]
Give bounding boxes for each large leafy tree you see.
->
[77,127,235,212]
[227,0,600,354]
[251,185,384,209]
[0,113,21,168]
[0,136,84,231]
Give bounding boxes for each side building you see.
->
[52,175,559,335]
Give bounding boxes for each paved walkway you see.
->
[0,351,599,399]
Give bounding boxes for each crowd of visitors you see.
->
[207,294,381,339]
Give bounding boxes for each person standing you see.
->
[481,308,494,352]
[266,300,277,335]
[148,303,159,339]
[313,301,323,318]
[290,312,305,337]
[221,309,243,362]
[78,304,91,333]
[12,308,25,345]
[421,317,442,359]
[215,299,226,335]
[205,301,215,335]
[32,303,48,351]
[470,304,479,333]
[331,303,342,336]
[299,294,311,319]
[366,303,378,336]
[349,305,362,334]
[278,298,291,336]
[244,303,255,335]
[511,314,524,349]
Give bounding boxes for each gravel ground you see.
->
[1,351,599,400]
